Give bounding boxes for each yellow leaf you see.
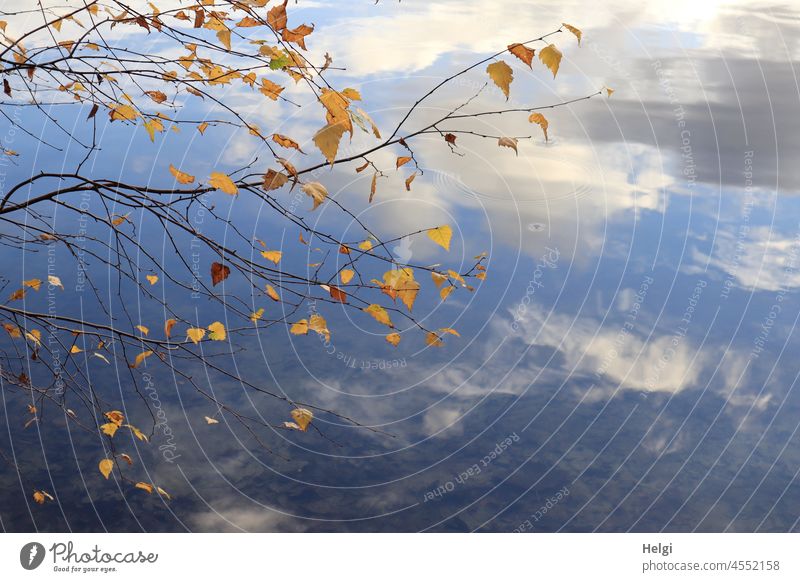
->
[109,104,139,122]
[309,314,330,341]
[126,424,148,442]
[25,329,42,345]
[427,225,452,251]
[207,321,226,341]
[205,416,219,425]
[290,319,309,335]
[145,90,167,104]
[539,44,562,78]
[498,137,518,155]
[562,23,582,45]
[135,325,149,336]
[9,288,25,301]
[260,249,282,264]
[209,172,238,195]
[431,272,448,288]
[99,459,114,479]
[259,77,284,100]
[439,327,460,337]
[378,268,419,311]
[111,213,130,227]
[426,332,443,347]
[3,323,21,338]
[385,333,401,346]
[358,239,373,251]
[169,164,195,184]
[440,286,454,301]
[119,453,133,465]
[313,122,346,165]
[143,118,164,142]
[605,86,615,97]
[70,345,82,354]
[266,284,280,301]
[105,410,124,426]
[135,482,154,494]
[290,407,313,431]
[33,490,54,504]
[508,43,534,68]
[263,169,289,191]
[272,133,304,153]
[197,122,209,134]
[301,182,328,210]
[23,278,42,291]
[100,422,119,437]
[528,113,549,141]
[364,304,394,328]
[250,307,265,323]
[156,486,171,500]
[216,28,231,51]
[486,60,513,99]
[146,274,159,285]
[340,269,355,284]
[396,156,412,169]
[130,350,153,368]
[447,270,466,285]
[164,318,177,338]
[93,352,110,364]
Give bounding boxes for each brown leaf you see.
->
[508,43,535,68]
[281,24,313,50]
[498,137,518,155]
[272,133,304,153]
[263,169,289,190]
[267,0,288,31]
[210,262,230,286]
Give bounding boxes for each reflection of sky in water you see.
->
[3,0,800,532]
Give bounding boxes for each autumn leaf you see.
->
[328,286,347,303]
[562,23,582,45]
[364,304,394,328]
[358,239,373,251]
[427,225,453,251]
[272,133,305,153]
[259,78,284,100]
[263,169,289,191]
[135,482,154,494]
[145,90,167,104]
[169,164,195,184]
[143,118,164,142]
[301,181,328,210]
[605,86,615,97]
[498,137,518,155]
[109,104,139,122]
[135,325,149,336]
[309,314,330,341]
[33,490,54,505]
[431,271,448,288]
[508,43,535,68]
[207,321,226,341]
[528,112,549,141]
[209,172,238,195]
[99,459,113,479]
[396,156,412,169]
[290,407,313,431]
[25,329,42,346]
[282,24,314,50]
[126,424,148,442]
[9,288,25,301]
[267,0,288,31]
[266,284,281,301]
[290,319,308,335]
[405,172,417,191]
[340,269,355,284]
[100,422,119,437]
[130,350,153,368]
[164,318,177,338]
[426,332,444,347]
[486,60,513,99]
[375,268,419,311]
[197,122,209,134]
[439,327,461,337]
[70,345,82,354]
[204,416,219,425]
[146,274,159,285]
[210,262,230,286]
[250,307,265,323]
[105,410,124,426]
[261,249,282,264]
[313,122,346,165]
[187,328,206,344]
[3,323,21,338]
[385,333,401,346]
[23,278,42,291]
[440,286,454,301]
[539,44,563,78]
